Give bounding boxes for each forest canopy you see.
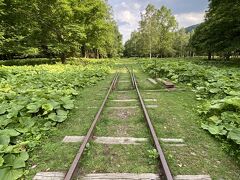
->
[124,1,240,59]
[124,4,191,58]
[190,0,240,60]
[0,0,123,63]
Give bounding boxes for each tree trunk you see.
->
[60,53,66,64]
[96,49,99,59]
[225,53,230,60]
[81,45,86,58]
[208,52,212,60]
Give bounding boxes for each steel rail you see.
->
[131,70,173,180]
[125,66,135,88]
[64,73,119,180]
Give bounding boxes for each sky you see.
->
[108,0,209,42]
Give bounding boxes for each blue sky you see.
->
[108,0,209,42]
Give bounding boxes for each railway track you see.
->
[64,69,173,180]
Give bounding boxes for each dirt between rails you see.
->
[109,108,137,120]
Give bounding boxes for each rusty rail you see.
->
[131,70,173,180]
[64,73,119,180]
[64,69,172,180]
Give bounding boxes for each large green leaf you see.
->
[227,128,240,144]
[6,105,24,118]
[0,104,7,115]
[0,167,23,180]
[49,101,61,110]
[0,135,10,145]
[0,156,4,166]
[3,152,29,169]
[12,152,29,169]
[19,117,35,128]
[208,116,222,124]
[0,115,13,128]
[3,154,15,167]
[201,124,227,135]
[61,97,74,110]
[26,103,41,113]
[48,109,68,122]
[0,129,20,137]
[225,98,240,110]
[42,103,54,114]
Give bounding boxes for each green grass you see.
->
[27,58,240,180]
[26,72,116,179]
[131,61,240,180]
[78,70,158,175]
[79,142,158,175]
[146,90,240,179]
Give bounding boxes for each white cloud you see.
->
[174,12,205,27]
[108,0,208,43]
[114,9,139,42]
[117,10,136,24]
[133,3,141,10]
[120,2,127,7]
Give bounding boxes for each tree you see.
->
[139,4,157,58]
[173,28,190,57]
[124,4,178,58]
[0,0,35,59]
[154,6,177,57]
[190,0,240,59]
[32,0,88,63]
[0,0,123,62]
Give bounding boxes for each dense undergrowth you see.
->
[0,59,111,179]
[0,58,115,67]
[141,59,240,160]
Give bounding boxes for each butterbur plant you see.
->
[0,62,110,179]
[142,60,240,155]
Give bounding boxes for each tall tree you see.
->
[174,28,190,57]
[124,4,178,58]
[190,0,240,59]
[154,6,177,57]
[139,4,157,58]
[0,0,34,59]
[0,0,123,62]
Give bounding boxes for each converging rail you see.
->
[130,70,173,180]
[64,69,173,180]
[64,73,119,180]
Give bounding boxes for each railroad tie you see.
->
[115,90,133,93]
[33,172,65,180]
[62,136,186,146]
[161,138,186,147]
[106,105,158,109]
[81,173,160,180]
[33,172,211,180]
[174,175,212,180]
[147,78,158,85]
[119,80,130,83]
[62,136,148,145]
[110,99,157,102]
[156,78,175,89]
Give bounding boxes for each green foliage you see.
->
[142,59,240,156]
[124,4,191,58]
[190,0,240,58]
[0,61,110,179]
[0,0,123,62]
[0,58,59,66]
[147,149,158,165]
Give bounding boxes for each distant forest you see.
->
[124,0,240,60]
